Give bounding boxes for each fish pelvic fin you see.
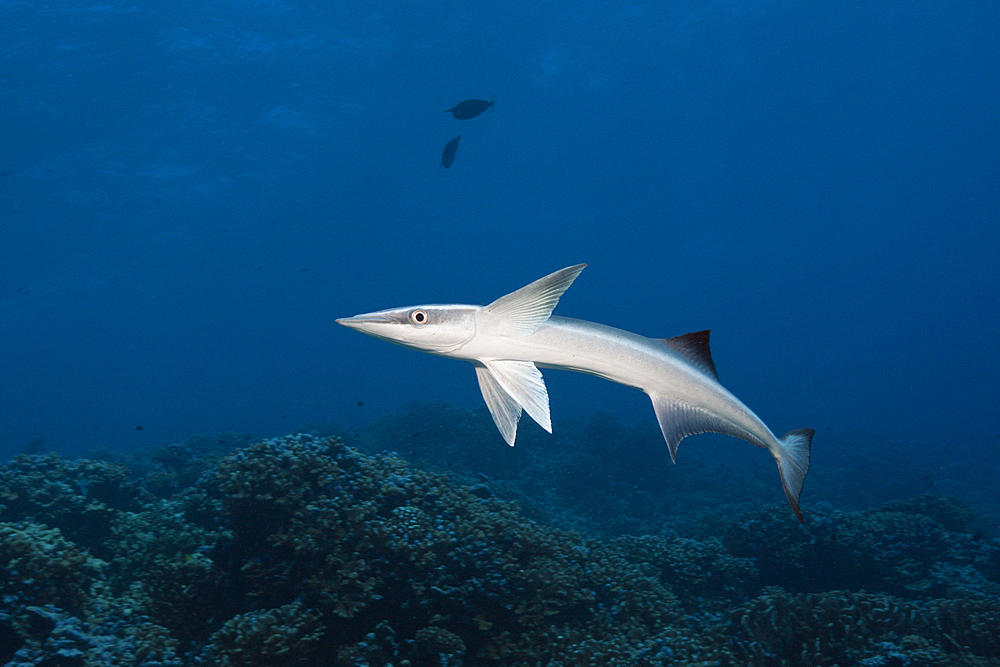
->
[775,428,814,523]
[485,264,586,337]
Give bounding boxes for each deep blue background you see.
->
[2,0,997,484]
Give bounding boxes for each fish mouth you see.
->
[336,314,395,328]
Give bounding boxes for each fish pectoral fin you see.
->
[475,364,522,446]
[485,264,587,337]
[648,393,753,463]
[477,360,552,444]
[483,360,552,433]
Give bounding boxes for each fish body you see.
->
[337,264,813,521]
[445,98,494,119]
[441,135,460,168]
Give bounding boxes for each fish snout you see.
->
[336,313,395,329]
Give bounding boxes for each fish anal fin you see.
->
[661,330,718,380]
[649,394,712,462]
[649,393,765,462]
[485,264,586,337]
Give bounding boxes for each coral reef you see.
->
[722,498,999,599]
[199,434,695,664]
[0,454,142,552]
[614,533,759,602]
[0,426,997,667]
[201,602,324,666]
[724,588,1000,666]
[0,523,100,612]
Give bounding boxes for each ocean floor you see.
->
[1,402,998,666]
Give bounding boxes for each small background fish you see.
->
[440,134,460,168]
[444,98,494,119]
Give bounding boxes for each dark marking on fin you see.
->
[661,330,717,379]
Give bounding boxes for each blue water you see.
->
[2,0,997,491]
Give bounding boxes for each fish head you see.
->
[337,304,477,355]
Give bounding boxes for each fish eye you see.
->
[409,309,428,325]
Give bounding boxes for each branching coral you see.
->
[202,602,324,667]
[0,523,102,611]
[723,503,960,597]
[0,453,144,555]
[197,434,697,665]
[725,587,1000,665]
[614,533,758,602]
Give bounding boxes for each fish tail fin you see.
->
[775,428,813,523]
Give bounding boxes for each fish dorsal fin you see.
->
[661,330,717,380]
[485,264,586,337]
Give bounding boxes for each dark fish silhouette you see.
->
[441,135,460,168]
[444,98,494,120]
